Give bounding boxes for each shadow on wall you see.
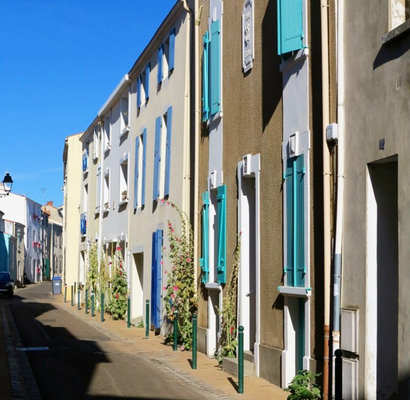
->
[374,33,410,69]
[261,0,283,132]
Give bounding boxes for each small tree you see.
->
[285,370,322,400]
[108,247,128,320]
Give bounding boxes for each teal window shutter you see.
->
[141,128,147,207]
[210,19,221,116]
[137,76,141,109]
[277,0,304,56]
[217,185,227,284]
[200,192,209,283]
[202,31,210,122]
[134,137,140,209]
[145,63,150,101]
[164,107,172,197]
[285,155,305,287]
[153,117,161,200]
[169,28,175,71]
[157,45,163,84]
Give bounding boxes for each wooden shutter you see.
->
[157,45,163,84]
[164,107,172,197]
[200,192,209,283]
[153,117,161,200]
[137,76,141,109]
[217,185,227,284]
[210,20,221,116]
[202,31,210,122]
[134,137,140,209]
[169,28,176,71]
[277,0,304,55]
[145,64,150,101]
[141,128,147,207]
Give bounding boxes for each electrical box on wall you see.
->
[209,171,217,189]
[242,154,252,177]
[289,133,299,157]
[326,123,338,143]
[341,308,359,354]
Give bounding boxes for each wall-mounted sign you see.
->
[242,0,254,73]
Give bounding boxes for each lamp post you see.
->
[0,173,13,197]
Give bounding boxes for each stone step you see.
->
[222,357,255,377]
[244,350,254,363]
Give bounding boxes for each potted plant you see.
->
[121,190,128,201]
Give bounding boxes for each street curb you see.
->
[2,304,41,400]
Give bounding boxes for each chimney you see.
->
[47,201,54,207]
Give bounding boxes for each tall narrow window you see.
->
[104,115,111,153]
[120,94,129,137]
[119,157,128,205]
[103,169,110,212]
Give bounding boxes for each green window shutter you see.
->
[217,185,227,284]
[202,31,210,122]
[200,192,209,283]
[277,0,304,56]
[210,20,221,116]
[285,155,305,287]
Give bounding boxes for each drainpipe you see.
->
[333,0,345,386]
[321,0,331,398]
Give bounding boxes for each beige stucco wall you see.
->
[63,133,83,299]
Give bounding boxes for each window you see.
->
[284,155,305,287]
[137,64,150,110]
[96,165,101,214]
[202,20,221,121]
[103,168,110,212]
[134,129,147,210]
[200,192,209,283]
[390,0,410,30]
[120,93,130,137]
[119,154,129,205]
[103,114,111,153]
[277,0,304,56]
[157,28,176,87]
[82,148,89,173]
[153,107,173,201]
[93,125,100,161]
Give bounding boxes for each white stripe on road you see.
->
[16,347,49,352]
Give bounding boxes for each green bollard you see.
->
[192,314,197,370]
[101,293,104,322]
[85,289,89,314]
[91,293,95,317]
[238,326,244,394]
[127,296,131,329]
[173,311,178,352]
[64,285,67,303]
[74,281,76,296]
[145,300,149,338]
[71,285,74,306]
[77,290,80,310]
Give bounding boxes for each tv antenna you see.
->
[39,188,46,205]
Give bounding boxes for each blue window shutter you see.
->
[169,28,176,71]
[217,185,227,284]
[164,107,172,197]
[157,45,163,84]
[134,137,140,209]
[285,154,305,287]
[145,63,150,101]
[277,0,304,55]
[141,128,147,207]
[137,76,142,109]
[153,116,161,200]
[155,229,163,329]
[210,20,221,116]
[202,31,210,122]
[151,231,158,328]
[200,192,209,283]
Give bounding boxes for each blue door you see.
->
[151,230,163,329]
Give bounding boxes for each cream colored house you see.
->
[62,133,83,300]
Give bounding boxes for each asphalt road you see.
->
[5,283,207,400]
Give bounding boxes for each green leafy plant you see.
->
[285,370,322,400]
[216,234,241,362]
[108,246,128,320]
[163,200,197,351]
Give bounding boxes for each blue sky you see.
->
[0,0,177,206]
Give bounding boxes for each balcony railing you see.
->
[80,212,87,235]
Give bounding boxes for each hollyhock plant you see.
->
[108,247,128,320]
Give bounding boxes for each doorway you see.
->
[131,252,144,321]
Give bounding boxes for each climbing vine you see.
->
[108,247,128,320]
[163,200,197,350]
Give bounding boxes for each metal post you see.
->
[71,285,74,306]
[335,349,343,400]
[238,326,244,394]
[127,296,131,329]
[101,293,104,322]
[145,300,149,338]
[192,314,197,369]
[77,290,80,310]
[64,285,67,303]
[74,281,76,296]
[85,289,89,314]
[91,293,95,317]
[173,311,178,351]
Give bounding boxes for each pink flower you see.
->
[173,286,178,291]
[163,247,166,250]
[115,293,119,299]
[161,199,166,204]
[171,228,175,233]
[230,327,234,335]
[163,286,167,290]
[160,260,164,265]
[186,258,191,263]
[116,246,122,251]
[166,202,170,206]
[119,270,123,275]
[164,270,168,274]
[171,294,175,299]
[168,222,173,228]
[172,306,175,311]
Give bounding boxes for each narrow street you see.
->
[2,283,209,400]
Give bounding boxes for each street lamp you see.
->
[1,173,13,197]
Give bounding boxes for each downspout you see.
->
[320,0,331,398]
[97,122,104,276]
[332,0,345,379]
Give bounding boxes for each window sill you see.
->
[205,282,222,291]
[278,286,312,298]
[103,207,110,214]
[120,126,130,139]
[94,206,100,215]
[104,145,111,156]
[118,199,128,207]
[382,19,410,44]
